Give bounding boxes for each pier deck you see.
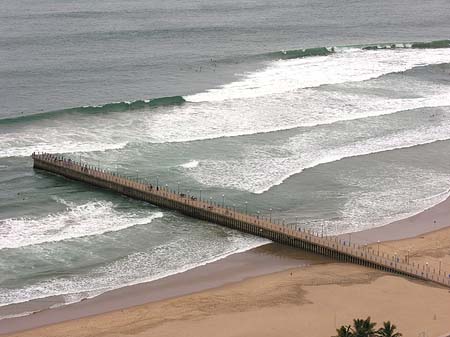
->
[32,153,450,288]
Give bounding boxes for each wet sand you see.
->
[340,194,450,244]
[0,244,329,335]
[4,264,450,337]
[2,197,450,336]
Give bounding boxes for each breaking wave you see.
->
[362,39,450,50]
[180,160,199,169]
[0,199,163,250]
[0,96,186,125]
[265,46,335,60]
[1,39,448,125]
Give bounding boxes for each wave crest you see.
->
[0,199,163,250]
[180,160,199,169]
[362,39,450,50]
[266,47,334,60]
[0,96,185,125]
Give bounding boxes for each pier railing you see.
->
[32,152,450,288]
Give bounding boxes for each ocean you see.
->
[1,0,450,319]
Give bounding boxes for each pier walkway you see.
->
[32,153,450,288]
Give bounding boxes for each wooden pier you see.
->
[32,153,450,288]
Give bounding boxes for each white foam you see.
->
[147,87,450,144]
[185,47,450,102]
[180,160,199,169]
[318,169,450,236]
[186,107,450,194]
[0,138,128,158]
[0,199,163,250]
[1,48,450,158]
[0,230,268,309]
[0,310,39,321]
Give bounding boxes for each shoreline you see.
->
[338,193,450,245]
[0,244,329,335]
[2,195,450,335]
[6,263,450,337]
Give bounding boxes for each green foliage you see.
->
[376,321,402,337]
[353,317,377,337]
[332,317,402,337]
[334,325,353,337]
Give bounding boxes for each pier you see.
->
[32,152,450,288]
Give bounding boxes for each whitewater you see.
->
[1,4,450,317]
[2,47,450,160]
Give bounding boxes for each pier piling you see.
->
[31,153,450,288]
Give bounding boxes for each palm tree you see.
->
[333,325,353,337]
[353,317,377,337]
[376,321,402,337]
[335,317,402,337]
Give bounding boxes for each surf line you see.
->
[31,152,450,288]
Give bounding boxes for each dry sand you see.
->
[3,198,450,337]
[5,263,450,337]
[0,245,329,334]
[372,227,450,279]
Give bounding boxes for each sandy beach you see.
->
[3,264,450,337]
[3,1,450,336]
[2,197,450,337]
[0,245,330,334]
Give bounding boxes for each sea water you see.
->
[1,0,450,318]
